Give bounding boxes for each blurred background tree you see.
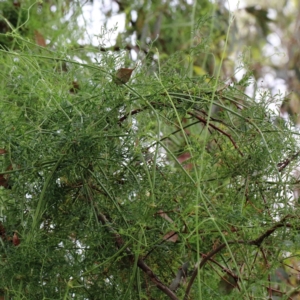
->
[101,0,300,123]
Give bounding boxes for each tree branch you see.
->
[96,210,178,300]
[187,112,244,157]
[277,150,300,172]
[184,214,294,300]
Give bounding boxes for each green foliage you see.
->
[0,1,299,300]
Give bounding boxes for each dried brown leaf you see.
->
[0,149,7,155]
[13,232,20,246]
[157,210,174,223]
[114,68,135,85]
[34,30,46,47]
[163,231,178,243]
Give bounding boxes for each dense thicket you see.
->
[0,1,300,299]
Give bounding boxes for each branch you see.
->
[262,285,293,300]
[96,211,178,300]
[118,104,244,159]
[118,108,144,125]
[277,150,300,172]
[204,255,240,289]
[184,214,294,300]
[187,112,244,157]
[118,102,300,173]
[248,214,293,247]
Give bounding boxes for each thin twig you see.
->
[188,112,244,157]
